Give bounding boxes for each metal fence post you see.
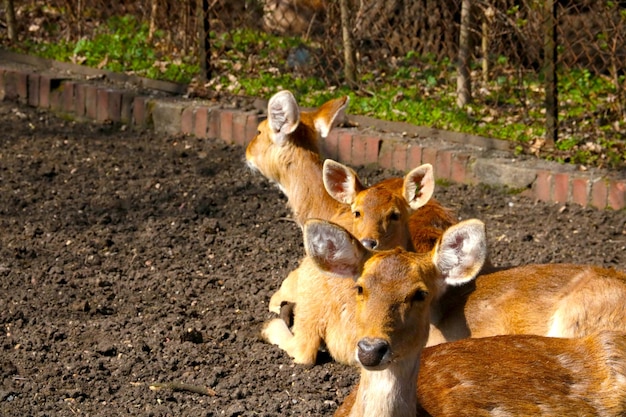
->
[197,0,211,81]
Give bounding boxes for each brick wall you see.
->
[1,66,624,210]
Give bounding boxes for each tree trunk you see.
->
[149,0,159,42]
[339,0,356,85]
[197,0,211,81]
[481,6,494,84]
[4,0,16,43]
[456,0,472,108]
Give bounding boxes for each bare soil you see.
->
[1,100,625,417]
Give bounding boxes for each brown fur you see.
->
[323,160,457,253]
[416,332,626,417]
[326,222,626,416]
[267,162,446,314]
[337,332,626,417]
[262,219,487,366]
[264,220,626,368]
[267,251,626,367]
[246,91,456,252]
[248,92,459,321]
[246,91,349,226]
[427,263,626,346]
[257,93,626,373]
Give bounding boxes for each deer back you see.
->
[428,263,626,345]
[418,331,626,416]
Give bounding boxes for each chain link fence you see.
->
[2,0,625,164]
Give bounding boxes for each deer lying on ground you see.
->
[262,218,488,365]
[301,220,626,417]
[262,218,626,365]
[323,159,457,253]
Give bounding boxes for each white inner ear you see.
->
[268,91,300,145]
[433,219,486,286]
[323,160,358,205]
[404,164,434,211]
[305,221,363,278]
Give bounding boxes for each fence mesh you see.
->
[2,0,625,167]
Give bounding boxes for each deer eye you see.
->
[389,211,400,221]
[353,210,361,219]
[355,285,364,296]
[411,290,428,303]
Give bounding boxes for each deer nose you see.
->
[357,338,390,368]
[360,238,378,250]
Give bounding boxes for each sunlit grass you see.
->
[12,23,626,169]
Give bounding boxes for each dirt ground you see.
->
[0,99,625,417]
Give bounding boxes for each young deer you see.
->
[306,220,626,417]
[262,218,488,365]
[262,219,626,366]
[323,159,457,253]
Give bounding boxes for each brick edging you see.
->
[1,66,624,210]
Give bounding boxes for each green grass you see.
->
[13,15,198,84]
[207,28,625,169]
[10,22,626,169]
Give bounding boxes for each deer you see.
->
[262,218,626,366]
[245,90,351,227]
[262,218,488,365]
[245,90,456,249]
[305,219,626,417]
[322,159,457,253]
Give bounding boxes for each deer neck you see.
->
[350,356,420,417]
[280,151,342,225]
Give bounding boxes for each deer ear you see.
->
[432,219,486,286]
[304,219,370,279]
[267,90,300,146]
[323,159,364,205]
[403,164,435,211]
[314,96,350,138]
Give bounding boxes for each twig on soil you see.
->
[277,217,297,223]
[148,381,216,396]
